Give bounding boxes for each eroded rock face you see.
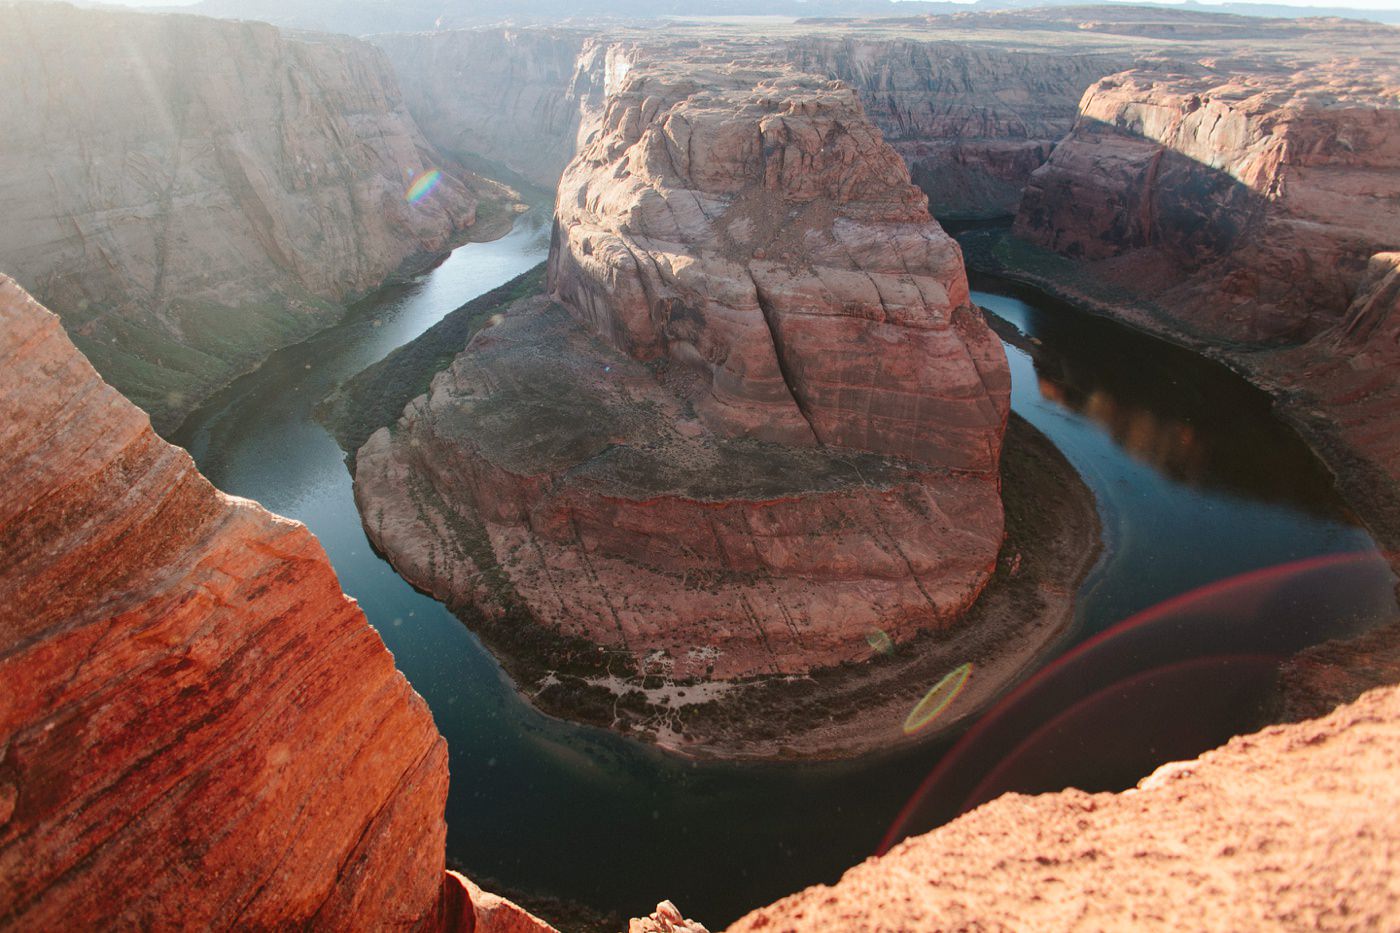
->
[1012,62,1400,552]
[355,298,1003,682]
[551,60,1010,469]
[354,60,1009,689]
[731,680,1400,931]
[1015,65,1400,345]
[779,38,1133,218]
[0,3,493,431]
[0,274,453,926]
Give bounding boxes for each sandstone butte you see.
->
[1013,63,1400,549]
[353,57,1011,687]
[0,2,507,433]
[0,275,551,932]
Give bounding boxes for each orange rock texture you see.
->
[0,3,497,430]
[731,681,1400,931]
[0,274,454,927]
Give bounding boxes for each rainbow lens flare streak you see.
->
[405,168,442,204]
[903,663,973,735]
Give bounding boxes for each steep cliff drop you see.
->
[0,3,514,433]
[1012,60,1400,552]
[0,276,552,931]
[350,57,1027,757]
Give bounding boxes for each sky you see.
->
[101,0,1400,11]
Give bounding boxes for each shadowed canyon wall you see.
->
[373,24,1136,215]
[0,2,498,432]
[777,36,1134,217]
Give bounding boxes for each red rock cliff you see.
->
[0,274,456,927]
[551,58,1010,468]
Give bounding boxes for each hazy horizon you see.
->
[86,0,1400,11]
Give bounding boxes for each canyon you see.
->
[0,2,513,432]
[3,2,1399,931]
[0,274,454,927]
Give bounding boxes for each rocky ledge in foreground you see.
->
[0,274,537,930]
[351,58,1035,755]
[731,679,1400,930]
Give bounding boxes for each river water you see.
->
[173,217,1396,927]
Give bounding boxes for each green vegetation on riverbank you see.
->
[317,263,547,460]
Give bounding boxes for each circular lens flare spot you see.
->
[405,168,443,204]
[903,662,973,735]
[866,629,894,656]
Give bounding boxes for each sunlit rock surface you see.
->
[0,2,494,430]
[1016,64,1400,344]
[731,681,1400,931]
[0,274,531,929]
[551,58,1010,467]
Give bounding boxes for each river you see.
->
[172,216,1396,928]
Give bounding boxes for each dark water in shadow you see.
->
[171,222,1395,928]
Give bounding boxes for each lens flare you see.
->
[903,662,973,735]
[405,168,442,204]
[865,629,894,656]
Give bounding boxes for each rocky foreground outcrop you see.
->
[354,59,1009,692]
[0,2,504,432]
[731,679,1400,931]
[0,276,549,930]
[0,275,445,925]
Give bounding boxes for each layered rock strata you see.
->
[731,680,1400,931]
[0,2,499,431]
[1012,62,1400,548]
[551,60,1010,469]
[355,61,1009,687]
[0,275,454,925]
[1016,64,1400,345]
[778,38,1133,217]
